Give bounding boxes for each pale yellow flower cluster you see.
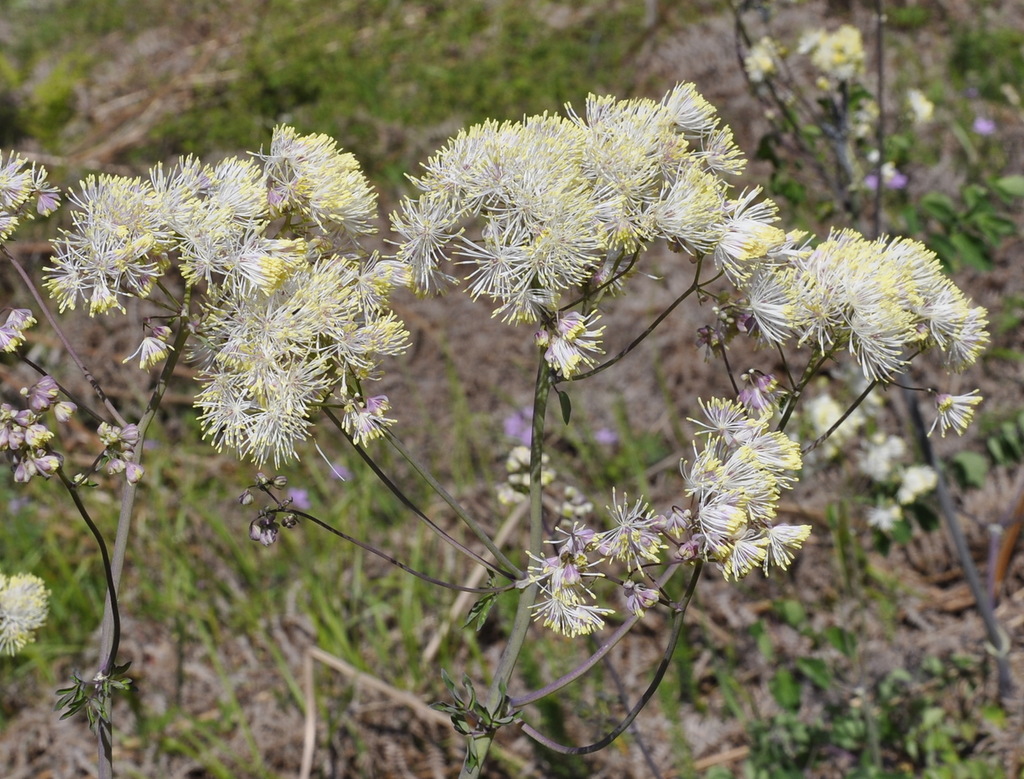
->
[0,571,50,656]
[800,24,865,83]
[0,152,60,241]
[740,229,989,382]
[44,127,409,466]
[390,82,747,376]
[675,398,809,579]
[744,36,781,84]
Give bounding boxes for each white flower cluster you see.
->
[0,571,50,656]
[526,399,809,636]
[0,152,59,240]
[390,82,753,377]
[44,127,409,465]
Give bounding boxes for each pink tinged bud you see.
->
[119,424,140,446]
[5,426,25,449]
[125,462,145,484]
[150,325,173,340]
[249,516,279,546]
[32,451,61,476]
[27,376,60,411]
[36,190,60,215]
[5,309,35,330]
[54,402,76,423]
[23,424,52,448]
[106,458,126,475]
[364,395,389,415]
[14,458,37,483]
[0,326,17,352]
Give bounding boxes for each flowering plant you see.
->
[0,80,989,776]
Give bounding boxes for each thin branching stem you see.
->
[382,427,522,577]
[3,246,127,428]
[518,562,703,754]
[460,354,551,779]
[282,509,511,594]
[322,409,518,579]
[570,262,710,382]
[511,561,700,708]
[803,377,880,454]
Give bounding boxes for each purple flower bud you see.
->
[125,462,145,484]
[249,516,279,546]
[26,376,60,412]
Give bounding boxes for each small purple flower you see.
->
[503,406,532,447]
[287,487,312,511]
[329,461,352,481]
[594,427,618,446]
[886,169,908,190]
[972,116,996,136]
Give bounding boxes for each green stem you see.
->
[91,299,191,779]
[459,354,552,778]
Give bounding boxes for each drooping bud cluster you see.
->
[1,376,74,484]
[97,422,144,484]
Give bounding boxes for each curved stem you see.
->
[323,409,517,579]
[570,262,709,382]
[54,468,120,668]
[283,509,511,594]
[518,562,702,754]
[459,355,552,779]
[3,246,127,428]
[511,561,698,708]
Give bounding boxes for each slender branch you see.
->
[803,377,880,454]
[901,386,1013,698]
[322,409,517,580]
[518,562,703,754]
[54,468,120,667]
[570,263,709,382]
[460,355,552,779]
[3,246,127,428]
[16,355,107,425]
[282,509,511,594]
[872,0,887,238]
[383,426,522,576]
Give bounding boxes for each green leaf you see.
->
[795,657,832,691]
[823,626,857,658]
[950,450,988,489]
[769,668,802,711]
[992,174,1024,199]
[465,591,497,631]
[556,387,572,424]
[774,598,807,629]
[950,232,992,270]
[920,192,957,224]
